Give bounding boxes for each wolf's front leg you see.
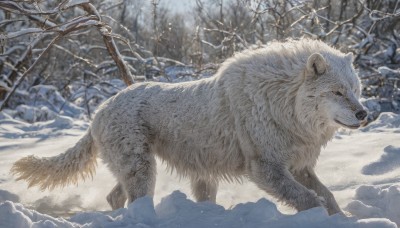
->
[293,168,342,215]
[249,160,324,212]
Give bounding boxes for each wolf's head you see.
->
[297,51,367,130]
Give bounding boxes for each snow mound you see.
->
[362,145,400,175]
[362,112,400,132]
[0,190,19,203]
[0,191,397,228]
[346,185,400,225]
[4,105,57,123]
[0,115,88,139]
[3,80,126,124]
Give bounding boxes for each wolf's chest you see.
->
[287,144,321,171]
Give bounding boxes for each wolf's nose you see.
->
[355,110,367,120]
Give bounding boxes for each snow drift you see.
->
[0,191,397,228]
[346,185,400,225]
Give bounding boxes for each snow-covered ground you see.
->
[1,110,400,227]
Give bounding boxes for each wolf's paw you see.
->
[309,190,326,207]
[316,195,343,215]
[294,190,325,212]
[318,195,327,207]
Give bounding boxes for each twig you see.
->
[0,34,62,111]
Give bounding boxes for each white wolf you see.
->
[12,39,367,215]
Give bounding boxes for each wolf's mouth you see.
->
[334,119,360,129]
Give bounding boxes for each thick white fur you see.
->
[12,39,366,215]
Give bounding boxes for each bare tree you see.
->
[0,0,134,110]
[1,0,399,118]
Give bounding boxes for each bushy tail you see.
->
[11,129,97,190]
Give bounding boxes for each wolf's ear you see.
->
[345,52,354,62]
[307,53,326,76]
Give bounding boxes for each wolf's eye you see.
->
[333,91,343,96]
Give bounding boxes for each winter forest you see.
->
[0,0,400,227]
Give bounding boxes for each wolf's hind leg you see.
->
[119,152,157,204]
[293,168,342,215]
[190,178,218,203]
[107,183,127,210]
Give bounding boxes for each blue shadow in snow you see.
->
[362,145,400,175]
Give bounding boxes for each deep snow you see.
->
[1,109,400,227]
[0,191,397,228]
